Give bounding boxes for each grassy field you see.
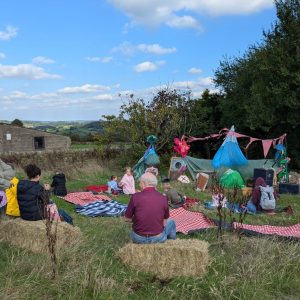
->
[0,167,300,300]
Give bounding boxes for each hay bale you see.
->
[118,239,210,280]
[0,219,82,253]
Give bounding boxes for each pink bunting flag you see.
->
[262,140,273,158]
[234,132,248,138]
[245,137,259,150]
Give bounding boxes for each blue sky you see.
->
[0,0,276,121]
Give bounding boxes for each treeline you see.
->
[98,0,300,170]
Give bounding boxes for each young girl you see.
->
[120,167,135,195]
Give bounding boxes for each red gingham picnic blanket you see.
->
[63,192,112,206]
[233,222,300,239]
[170,207,216,235]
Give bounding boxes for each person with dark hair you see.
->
[51,170,67,197]
[17,164,50,221]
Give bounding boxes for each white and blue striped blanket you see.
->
[75,200,127,217]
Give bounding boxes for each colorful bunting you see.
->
[187,128,286,158]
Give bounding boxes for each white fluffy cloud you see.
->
[147,76,214,96]
[85,56,113,63]
[93,94,114,100]
[0,64,62,80]
[166,15,201,30]
[57,84,111,94]
[109,0,273,29]
[0,26,18,41]
[134,61,160,72]
[188,67,202,74]
[32,56,55,65]
[0,75,216,119]
[137,44,176,55]
[112,42,176,56]
[112,42,135,56]
[0,52,5,59]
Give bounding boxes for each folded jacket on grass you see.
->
[75,200,127,217]
[170,207,216,235]
[233,222,300,239]
[63,192,111,206]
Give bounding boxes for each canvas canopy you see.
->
[182,156,276,181]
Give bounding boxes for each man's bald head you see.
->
[140,172,158,189]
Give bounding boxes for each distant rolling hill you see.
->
[24,120,104,141]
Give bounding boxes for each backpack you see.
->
[58,209,73,225]
[259,186,276,210]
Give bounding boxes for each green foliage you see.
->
[98,88,225,166]
[117,89,193,151]
[214,0,300,168]
[11,118,24,127]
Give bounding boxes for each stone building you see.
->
[0,123,71,152]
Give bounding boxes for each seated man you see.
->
[162,178,186,208]
[125,173,176,244]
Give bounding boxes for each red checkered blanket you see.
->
[233,222,300,239]
[63,192,112,206]
[170,207,216,235]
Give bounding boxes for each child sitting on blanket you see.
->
[119,167,136,195]
[162,178,186,208]
[107,175,123,195]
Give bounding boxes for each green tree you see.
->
[214,0,300,168]
[11,119,24,127]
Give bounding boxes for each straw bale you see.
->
[0,219,82,253]
[118,239,210,280]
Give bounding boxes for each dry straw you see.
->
[0,219,82,253]
[118,239,211,280]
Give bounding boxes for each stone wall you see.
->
[0,148,120,173]
[0,124,71,152]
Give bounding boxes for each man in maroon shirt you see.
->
[125,172,176,244]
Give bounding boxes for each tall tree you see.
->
[215,0,300,168]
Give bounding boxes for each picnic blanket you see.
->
[170,207,216,235]
[85,185,108,193]
[233,222,300,239]
[63,192,112,206]
[183,198,199,209]
[75,200,127,217]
